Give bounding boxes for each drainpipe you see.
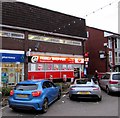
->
[24,31,28,80]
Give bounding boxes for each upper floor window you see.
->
[109,51,113,63]
[0,30,24,39]
[28,34,82,46]
[108,39,112,49]
[87,31,89,38]
[118,38,120,49]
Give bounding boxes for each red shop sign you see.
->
[30,56,84,64]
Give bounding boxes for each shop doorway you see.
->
[74,68,80,79]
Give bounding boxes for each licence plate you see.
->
[77,91,90,94]
[17,94,28,98]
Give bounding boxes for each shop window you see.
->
[36,64,44,70]
[68,64,73,70]
[31,64,36,71]
[45,64,53,70]
[54,64,60,70]
[28,63,31,71]
[62,64,67,70]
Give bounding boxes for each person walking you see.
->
[93,70,99,84]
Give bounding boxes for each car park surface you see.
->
[8,79,61,113]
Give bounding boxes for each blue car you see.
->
[8,80,61,113]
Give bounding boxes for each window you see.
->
[0,30,24,39]
[118,38,120,48]
[102,74,110,79]
[37,64,44,70]
[54,64,59,70]
[48,82,56,87]
[109,51,113,63]
[115,39,117,49]
[87,31,89,38]
[46,64,53,70]
[68,65,73,70]
[108,39,112,49]
[31,64,36,71]
[42,81,52,88]
[28,34,82,46]
[76,79,87,84]
[112,74,120,80]
[62,64,67,70]
[15,84,38,91]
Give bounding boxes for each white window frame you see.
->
[108,39,112,49]
[109,51,113,63]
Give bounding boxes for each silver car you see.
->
[99,72,120,94]
[69,78,102,101]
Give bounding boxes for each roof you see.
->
[87,26,120,37]
[2,2,87,39]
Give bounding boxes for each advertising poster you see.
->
[8,68,15,83]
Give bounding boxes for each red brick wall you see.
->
[86,27,108,75]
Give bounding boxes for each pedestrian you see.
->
[94,70,99,84]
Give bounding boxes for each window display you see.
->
[54,64,59,70]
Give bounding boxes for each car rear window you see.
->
[76,80,87,84]
[15,84,38,91]
[112,74,120,80]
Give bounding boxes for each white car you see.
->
[99,72,120,94]
[69,78,102,101]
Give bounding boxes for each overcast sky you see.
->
[17,0,119,34]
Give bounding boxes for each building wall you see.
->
[1,2,87,84]
[1,27,85,82]
[28,40,83,55]
[86,27,108,75]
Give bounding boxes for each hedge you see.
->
[2,87,13,96]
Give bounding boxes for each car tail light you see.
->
[10,90,14,96]
[70,88,75,90]
[32,91,42,97]
[93,88,99,90]
[109,81,118,84]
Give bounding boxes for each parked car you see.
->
[8,79,61,113]
[99,72,120,94]
[69,78,102,101]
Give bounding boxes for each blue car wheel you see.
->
[42,98,48,113]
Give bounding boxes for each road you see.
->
[1,90,119,117]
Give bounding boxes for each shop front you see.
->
[0,50,24,86]
[28,54,84,81]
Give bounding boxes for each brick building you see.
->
[0,2,87,85]
[85,26,120,76]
